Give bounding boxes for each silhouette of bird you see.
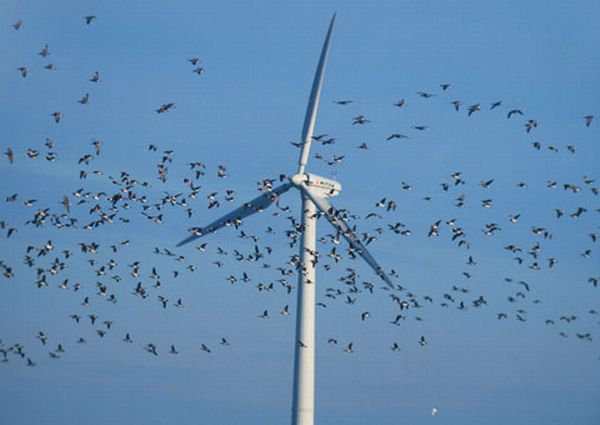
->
[156,103,176,113]
[507,109,523,119]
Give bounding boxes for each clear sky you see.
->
[1,1,599,424]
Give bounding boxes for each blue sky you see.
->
[1,1,599,424]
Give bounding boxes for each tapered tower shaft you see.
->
[291,194,317,425]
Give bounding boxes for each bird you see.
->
[525,119,538,133]
[38,44,49,57]
[583,115,594,127]
[145,343,158,356]
[84,16,97,25]
[13,20,23,30]
[156,103,176,113]
[480,179,494,188]
[333,100,353,105]
[467,103,480,116]
[507,109,523,119]
[17,67,28,78]
[4,148,14,164]
[36,332,48,345]
[78,93,90,105]
[91,139,102,155]
[386,133,409,141]
[343,343,353,353]
[51,112,62,123]
[352,115,370,125]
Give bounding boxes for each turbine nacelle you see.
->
[290,173,341,198]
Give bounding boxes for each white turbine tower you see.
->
[177,14,393,425]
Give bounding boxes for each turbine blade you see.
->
[300,185,394,288]
[177,182,293,247]
[297,14,336,175]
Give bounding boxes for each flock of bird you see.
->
[1,15,598,370]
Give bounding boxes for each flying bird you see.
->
[352,115,370,125]
[78,93,90,105]
[386,133,409,141]
[507,109,523,119]
[4,148,14,164]
[38,44,49,57]
[467,103,480,116]
[156,103,176,113]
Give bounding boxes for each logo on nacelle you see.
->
[306,173,342,194]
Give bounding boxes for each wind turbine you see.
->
[177,14,393,425]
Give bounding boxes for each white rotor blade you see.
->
[177,182,293,247]
[300,185,394,288]
[297,14,336,175]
